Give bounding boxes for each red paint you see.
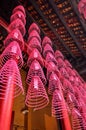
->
[0,59,24,130]
[0,77,14,130]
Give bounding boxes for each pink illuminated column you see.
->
[42,37,72,130]
[25,23,49,110]
[26,59,46,85]
[71,108,86,130]
[27,48,44,67]
[0,41,23,69]
[52,90,72,130]
[25,76,49,110]
[0,60,24,130]
[0,5,26,130]
[48,73,61,95]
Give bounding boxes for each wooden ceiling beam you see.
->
[75,60,86,68]
[26,10,46,37]
[49,0,86,58]
[79,68,86,74]
[29,0,76,59]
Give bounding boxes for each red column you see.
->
[61,114,72,130]
[58,112,72,130]
[0,76,15,130]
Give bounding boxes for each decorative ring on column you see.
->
[43,44,54,58]
[28,23,40,34]
[8,18,26,36]
[25,76,49,111]
[71,108,86,130]
[27,48,44,67]
[4,29,24,51]
[52,90,68,119]
[26,60,46,85]
[27,37,42,53]
[55,50,64,59]
[10,11,26,25]
[28,30,41,43]
[42,36,52,48]
[48,73,62,95]
[0,59,24,99]
[0,41,23,69]
[12,5,26,17]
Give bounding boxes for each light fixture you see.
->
[21,107,29,114]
